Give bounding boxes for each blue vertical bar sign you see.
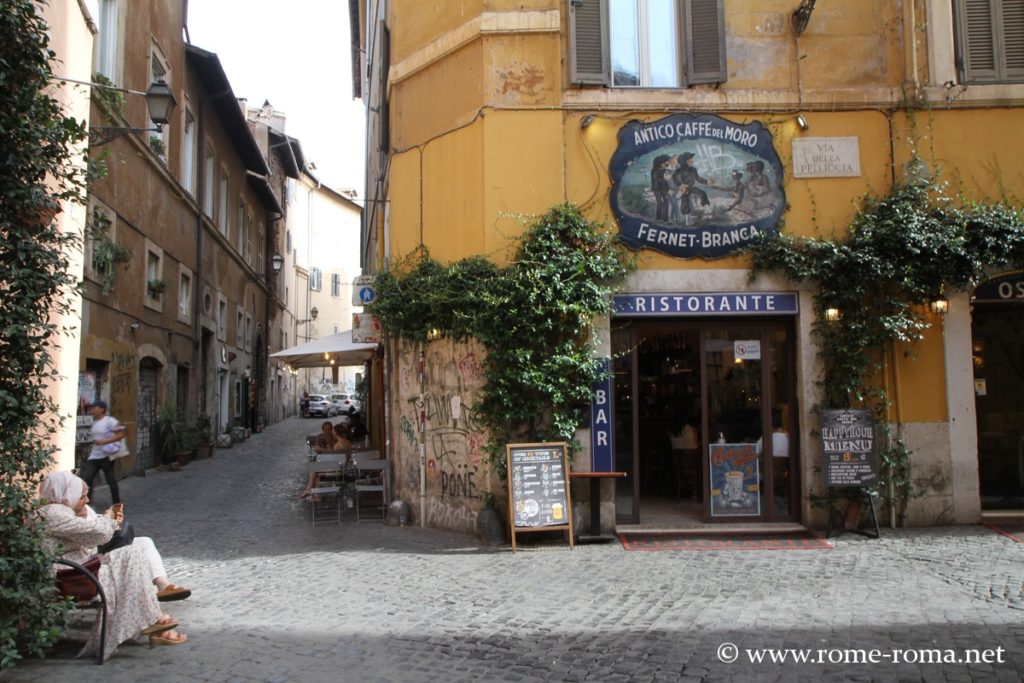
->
[591,358,613,472]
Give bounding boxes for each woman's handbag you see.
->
[97,522,135,554]
[55,555,103,600]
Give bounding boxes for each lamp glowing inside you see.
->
[825,307,841,322]
[929,298,949,315]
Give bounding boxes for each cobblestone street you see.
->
[10,417,1024,682]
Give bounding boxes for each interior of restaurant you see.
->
[613,321,798,526]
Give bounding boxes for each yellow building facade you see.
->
[355,0,1024,533]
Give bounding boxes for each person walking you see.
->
[81,399,123,507]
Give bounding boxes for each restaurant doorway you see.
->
[972,300,1024,510]
[612,319,799,524]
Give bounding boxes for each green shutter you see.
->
[569,0,609,85]
[684,0,727,85]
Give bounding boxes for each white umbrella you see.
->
[269,330,376,368]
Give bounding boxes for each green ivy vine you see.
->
[749,159,1024,519]
[369,203,634,478]
[1,0,91,668]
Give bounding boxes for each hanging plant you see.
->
[147,278,167,296]
[87,207,131,295]
[748,159,1024,518]
[370,203,635,478]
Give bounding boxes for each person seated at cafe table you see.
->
[301,423,353,499]
[312,421,334,453]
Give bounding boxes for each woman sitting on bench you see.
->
[39,471,190,660]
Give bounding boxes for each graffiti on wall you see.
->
[426,498,477,533]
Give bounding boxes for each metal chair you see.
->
[351,452,387,522]
[54,558,107,664]
[306,458,344,525]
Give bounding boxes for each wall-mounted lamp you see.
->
[426,328,443,341]
[791,0,816,35]
[89,80,178,146]
[247,253,284,285]
[824,307,841,322]
[128,321,141,332]
[929,297,949,315]
[580,114,594,130]
[297,306,319,325]
[796,114,810,131]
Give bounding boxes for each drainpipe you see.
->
[193,94,206,420]
[419,342,426,527]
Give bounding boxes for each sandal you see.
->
[141,618,179,635]
[156,584,192,602]
[149,631,188,647]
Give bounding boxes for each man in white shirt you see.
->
[81,399,124,507]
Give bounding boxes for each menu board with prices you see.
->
[506,443,574,550]
[821,409,878,487]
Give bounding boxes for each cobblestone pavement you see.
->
[9,417,1024,682]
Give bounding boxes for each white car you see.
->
[331,394,360,415]
[307,394,335,418]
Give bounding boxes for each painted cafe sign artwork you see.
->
[609,113,786,259]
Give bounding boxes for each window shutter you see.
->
[1005,0,1024,80]
[684,0,727,85]
[568,0,609,85]
[956,0,999,82]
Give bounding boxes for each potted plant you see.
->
[187,413,214,459]
[147,278,167,297]
[156,401,189,467]
[148,135,166,157]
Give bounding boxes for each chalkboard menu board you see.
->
[506,443,574,550]
[821,409,878,487]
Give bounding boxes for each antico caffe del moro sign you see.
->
[609,113,786,260]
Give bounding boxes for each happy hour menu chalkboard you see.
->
[507,443,571,530]
[820,409,878,487]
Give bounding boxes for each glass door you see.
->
[704,329,766,519]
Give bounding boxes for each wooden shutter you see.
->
[957,0,999,81]
[569,0,609,85]
[684,0,727,84]
[1005,0,1024,80]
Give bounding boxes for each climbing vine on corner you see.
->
[369,203,635,478]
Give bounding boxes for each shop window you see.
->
[955,0,1024,83]
[569,0,726,86]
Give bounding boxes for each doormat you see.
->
[619,530,833,551]
[984,523,1024,543]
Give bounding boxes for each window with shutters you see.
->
[569,0,726,87]
[954,0,1024,83]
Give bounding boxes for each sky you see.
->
[186,0,366,194]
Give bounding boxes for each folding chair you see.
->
[351,452,387,522]
[306,458,344,525]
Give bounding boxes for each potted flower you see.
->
[147,278,167,297]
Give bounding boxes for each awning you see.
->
[269,330,376,368]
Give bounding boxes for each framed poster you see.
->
[506,442,574,550]
[709,443,761,517]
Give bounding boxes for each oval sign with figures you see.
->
[609,113,786,260]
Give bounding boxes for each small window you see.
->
[217,296,228,341]
[235,307,244,348]
[310,267,322,291]
[144,241,164,311]
[95,0,121,83]
[245,211,253,264]
[569,0,726,87]
[218,172,229,234]
[150,49,171,163]
[182,106,197,192]
[244,313,253,352]
[178,269,192,322]
[203,146,216,216]
[954,0,1024,83]
[331,273,341,297]
[237,201,246,253]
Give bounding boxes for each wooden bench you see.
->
[54,557,108,664]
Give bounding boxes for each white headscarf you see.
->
[39,471,85,508]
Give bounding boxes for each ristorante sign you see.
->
[609,113,786,259]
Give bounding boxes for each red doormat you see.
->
[984,523,1024,543]
[619,530,833,551]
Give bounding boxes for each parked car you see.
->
[307,394,334,417]
[331,394,359,415]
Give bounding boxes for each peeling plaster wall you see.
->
[390,337,501,533]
